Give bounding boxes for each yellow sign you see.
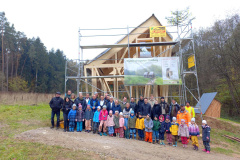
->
[188,55,195,68]
[149,26,166,37]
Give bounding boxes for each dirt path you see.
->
[15,127,238,160]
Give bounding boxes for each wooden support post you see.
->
[136,86,139,100]
[84,67,88,93]
[94,67,106,92]
[91,68,97,93]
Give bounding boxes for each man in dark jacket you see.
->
[141,98,151,117]
[49,92,64,129]
[159,97,169,119]
[130,97,138,116]
[112,100,121,114]
[151,101,161,120]
[137,95,144,115]
[99,95,108,109]
[169,99,180,121]
[74,93,87,111]
[88,95,99,113]
[107,97,115,112]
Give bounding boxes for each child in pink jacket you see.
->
[119,112,125,138]
[99,105,108,136]
[106,110,115,137]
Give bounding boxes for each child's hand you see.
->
[207,137,209,139]
[82,119,84,121]
[197,135,199,137]
[166,130,168,132]
[68,119,69,121]
[75,119,77,121]
[90,119,92,121]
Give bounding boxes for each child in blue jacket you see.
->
[124,114,129,139]
[68,104,77,132]
[202,120,211,154]
[93,106,101,134]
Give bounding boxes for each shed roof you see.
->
[195,92,217,114]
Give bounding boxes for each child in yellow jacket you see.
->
[170,117,179,147]
[135,113,145,141]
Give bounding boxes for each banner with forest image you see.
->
[124,57,182,86]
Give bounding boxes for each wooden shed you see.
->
[195,92,221,118]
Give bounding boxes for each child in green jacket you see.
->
[152,115,161,144]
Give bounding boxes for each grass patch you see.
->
[212,147,234,155]
[0,104,106,160]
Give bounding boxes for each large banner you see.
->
[124,57,182,86]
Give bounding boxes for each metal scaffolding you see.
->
[64,16,202,115]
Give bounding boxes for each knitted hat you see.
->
[130,110,134,114]
[109,110,113,114]
[191,118,195,122]
[154,115,159,119]
[147,113,150,117]
[73,104,76,107]
[181,119,185,122]
[97,106,101,109]
[161,97,164,99]
[103,105,107,108]
[78,104,82,108]
[166,115,170,120]
[172,117,176,121]
[202,120,207,124]
[115,110,119,113]
[119,112,123,116]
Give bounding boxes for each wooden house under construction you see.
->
[83,14,177,101]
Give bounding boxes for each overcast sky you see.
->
[1,0,240,60]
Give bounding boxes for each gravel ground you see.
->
[16,127,238,160]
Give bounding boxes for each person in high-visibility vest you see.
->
[185,101,195,119]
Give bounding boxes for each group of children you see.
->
[67,104,211,154]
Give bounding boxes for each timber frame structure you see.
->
[65,14,202,112]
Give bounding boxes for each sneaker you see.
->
[202,149,207,152]
[206,151,210,154]
[56,127,59,130]
[87,130,90,133]
[63,129,66,132]
[173,144,176,147]
[100,132,102,136]
[162,142,165,146]
[103,133,107,136]
[183,145,185,148]
[193,145,196,150]
[196,147,198,151]
[50,126,54,129]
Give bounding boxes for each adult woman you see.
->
[62,97,73,132]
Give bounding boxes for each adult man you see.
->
[123,103,132,117]
[49,92,64,129]
[185,101,195,119]
[65,90,72,98]
[149,94,157,108]
[99,95,108,109]
[94,92,99,100]
[74,92,87,111]
[88,95,99,113]
[137,95,144,115]
[159,97,169,119]
[85,93,90,105]
[141,98,151,117]
[170,99,180,121]
[120,97,128,111]
[104,93,109,102]
[130,97,138,116]
[112,100,121,114]
[107,97,115,112]
[177,104,191,126]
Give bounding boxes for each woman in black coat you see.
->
[62,97,73,132]
[151,101,162,120]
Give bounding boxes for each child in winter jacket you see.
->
[124,114,130,139]
[85,105,93,133]
[99,105,108,136]
[128,110,137,139]
[189,118,200,151]
[202,120,211,154]
[152,115,160,144]
[119,112,125,138]
[165,115,172,145]
[106,110,115,137]
[135,113,145,141]
[93,106,101,134]
[76,104,84,132]
[170,117,179,147]
[68,104,77,132]
[159,115,166,145]
[113,111,120,137]
[178,119,189,148]
[144,114,153,143]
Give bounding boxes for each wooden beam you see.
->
[86,64,123,68]
[136,86,139,100]
[94,67,106,92]
[118,48,128,64]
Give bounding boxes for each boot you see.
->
[193,145,196,150]
[153,140,155,144]
[173,143,176,147]
[130,135,132,139]
[175,142,177,147]
[50,126,54,129]
[162,142,165,146]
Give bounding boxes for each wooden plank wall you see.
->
[205,99,221,118]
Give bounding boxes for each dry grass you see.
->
[0,92,60,105]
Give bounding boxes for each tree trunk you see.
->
[20,56,27,76]
[11,52,14,80]
[225,75,240,114]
